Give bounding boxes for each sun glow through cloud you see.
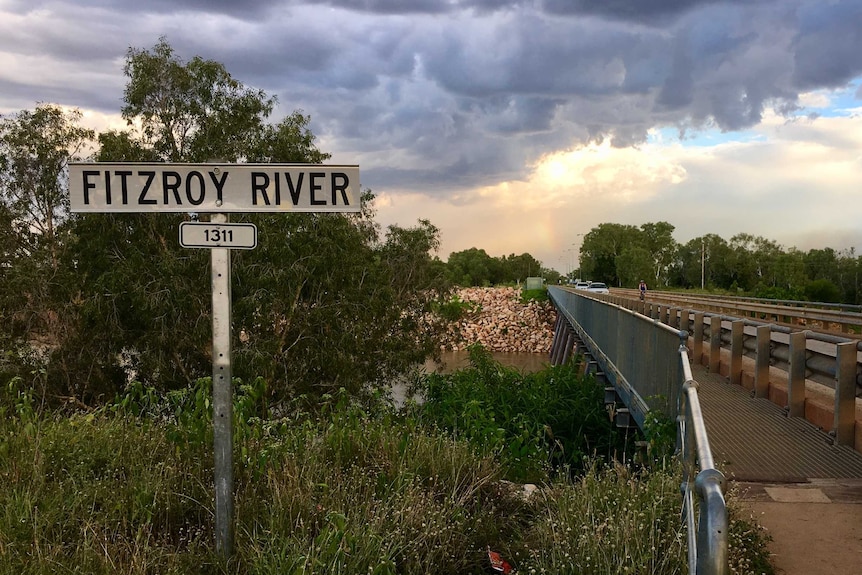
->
[376,103,862,269]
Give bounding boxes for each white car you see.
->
[574,281,590,290]
[585,282,609,294]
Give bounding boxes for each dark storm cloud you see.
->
[479,96,563,134]
[0,78,120,113]
[791,0,862,89]
[82,0,280,19]
[1,0,860,194]
[540,0,765,23]
[293,0,533,15]
[306,0,452,14]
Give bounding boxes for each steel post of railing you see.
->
[833,342,857,447]
[787,331,807,417]
[709,316,722,374]
[730,321,744,386]
[693,312,705,365]
[680,308,690,336]
[695,467,729,575]
[755,325,771,399]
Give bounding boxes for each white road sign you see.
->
[69,163,360,213]
[180,222,258,250]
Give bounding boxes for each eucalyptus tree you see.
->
[20,38,449,403]
[700,234,735,289]
[640,221,678,286]
[0,105,94,380]
[0,105,94,268]
[579,223,642,286]
[615,246,653,287]
[669,237,701,288]
[446,247,497,286]
[832,249,861,304]
[501,252,543,284]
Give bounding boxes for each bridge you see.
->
[546,285,862,575]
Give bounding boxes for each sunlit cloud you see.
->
[376,105,862,269]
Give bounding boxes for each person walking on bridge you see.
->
[639,280,647,301]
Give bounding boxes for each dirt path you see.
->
[736,479,862,575]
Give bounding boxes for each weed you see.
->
[416,344,631,482]
[520,288,548,303]
[433,295,481,322]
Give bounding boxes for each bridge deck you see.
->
[692,363,862,482]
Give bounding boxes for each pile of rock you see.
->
[440,287,556,353]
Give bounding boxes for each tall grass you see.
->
[0,363,773,574]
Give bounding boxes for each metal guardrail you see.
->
[604,292,862,448]
[548,286,684,425]
[547,286,728,575]
[611,288,862,335]
[679,352,729,575]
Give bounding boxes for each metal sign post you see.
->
[210,213,234,556]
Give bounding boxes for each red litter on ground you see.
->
[487,546,512,573]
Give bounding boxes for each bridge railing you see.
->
[606,292,861,449]
[610,288,862,334]
[548,286,685,425]
[679,349,729,575]
[547,286,728,575]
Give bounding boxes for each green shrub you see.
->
[432,294,481,322]
[753,283,804,301]
[805,278,842,303]
[520,287,548,303]
[416,345,631,482]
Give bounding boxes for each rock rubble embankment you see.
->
[440,287,556,353]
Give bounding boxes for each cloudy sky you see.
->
[2,0,861,271]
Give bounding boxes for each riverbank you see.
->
[440,287,555,353]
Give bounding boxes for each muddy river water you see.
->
[392,350,551,406]
[424,350,551,374]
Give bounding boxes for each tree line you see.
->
[0,38,449,406]
[578,222,861,304]
[443,247,560,287]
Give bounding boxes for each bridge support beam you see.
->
[550,314,580,366]
[560,328,577,365]
[549,314,564,365]
[553,327,571,365]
